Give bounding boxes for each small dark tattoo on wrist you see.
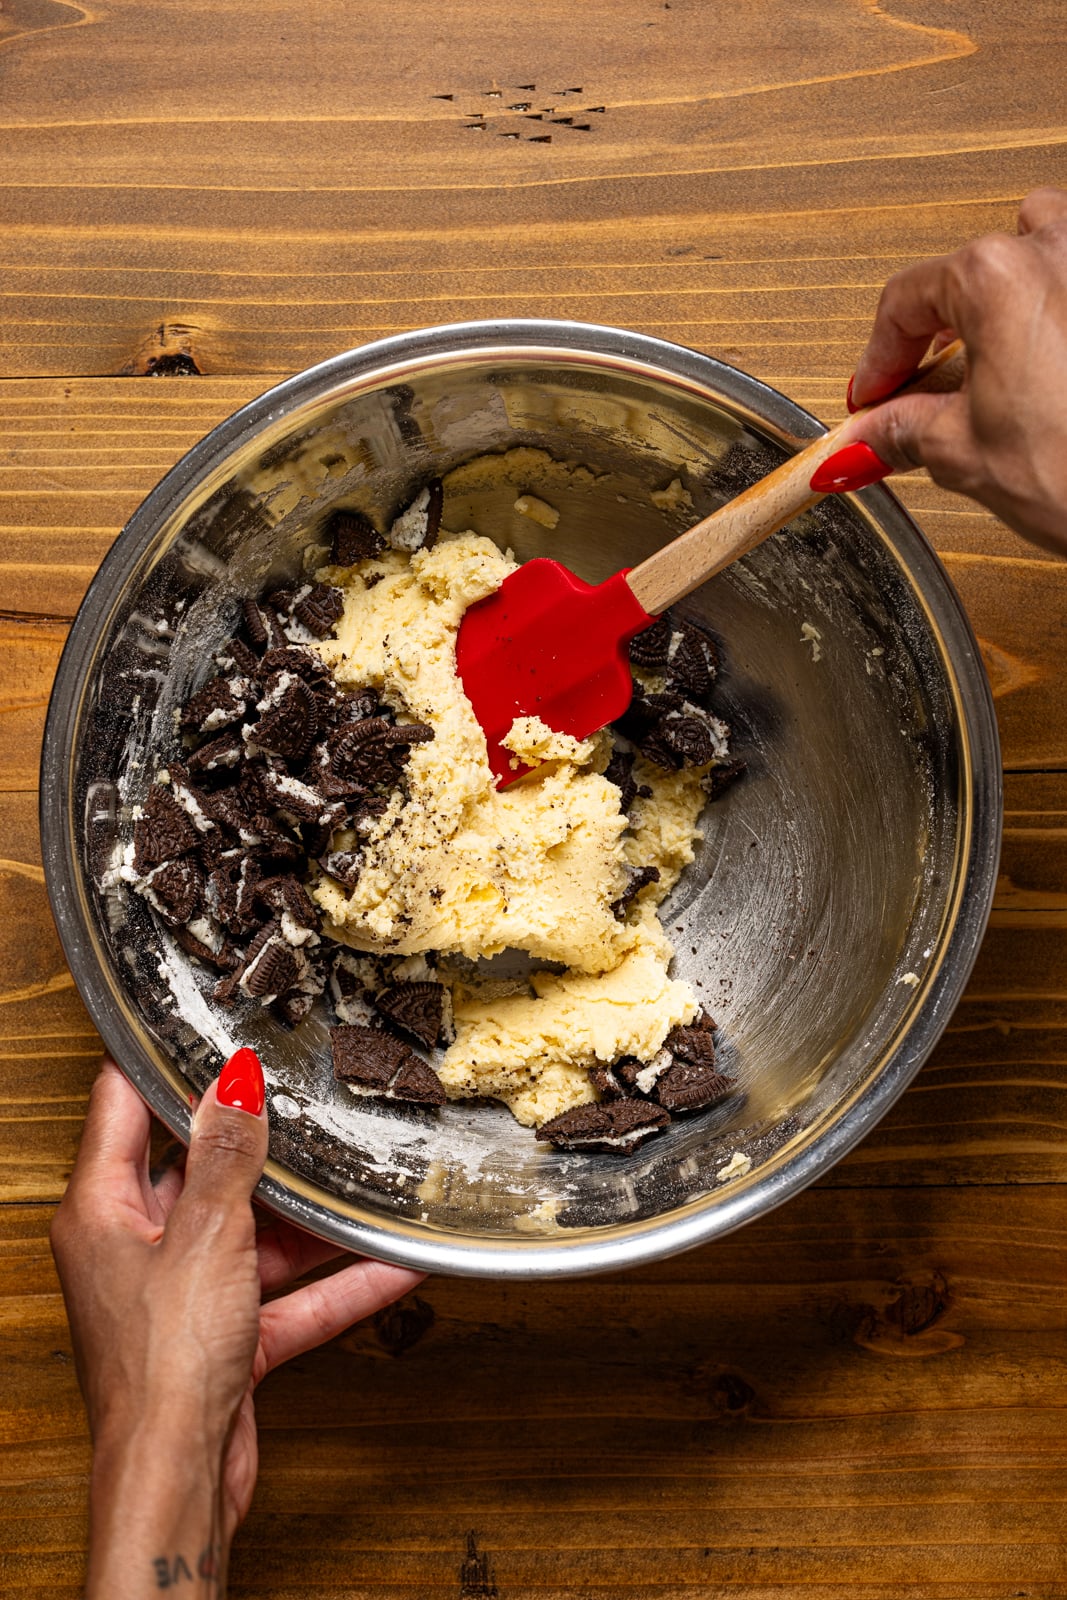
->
[152,1546,220,1588]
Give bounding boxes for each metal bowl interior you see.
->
[41,321,1000,1277]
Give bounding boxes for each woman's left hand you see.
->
[51,1052,423,1596]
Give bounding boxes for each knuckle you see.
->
[193,1115,263,1165]
[950,235,1021,299]
[876,269,910,320]
[1019,184,1067,221]
[305,1281,341,1342]
[878,406,922,472]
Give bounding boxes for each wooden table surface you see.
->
[3,2,1067,1594]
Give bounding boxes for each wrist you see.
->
[88,1423,227,1599]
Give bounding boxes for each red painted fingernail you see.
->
[217,1047,264,1116]
[810,441,891,495]
[845,373,858,414]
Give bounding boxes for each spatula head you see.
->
[455,559,656,786]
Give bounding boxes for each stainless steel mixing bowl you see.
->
[41,320,1001,1277]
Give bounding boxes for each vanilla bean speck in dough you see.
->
[312,532,712,1128]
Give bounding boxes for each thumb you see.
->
[839,388,974,479]
[173,1048,268,1229]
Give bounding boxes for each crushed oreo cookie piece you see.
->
[207,856,260,936]
[259,644,330,683]
[588,1061,625,1100]
[388,480,443,553]
[665,622,719,706]
[294,583,344,638]
[255,873,319,934]
[610,864,660,921]
[655,1060,734,1112]
[133,785,199,869]
[143,857,204,926]
[603,747,638,814]
[218,636,261,676]
[257,761,325,822]
[240,597,270,650]
[659,712,718,768]
[174,923,236,971]
[703,759,747,801]
[264,585,299,618]
[390,1056,448,1106]
[374,980,444,1050]
[664,1016,718,1067]
[248,812,305,862]
[239,923,299,1000]
[328,508,385,566]
[191,780,250,838]
[320,849,363,889]
[186,729,245,776]
[536,1098,670,1153]
[254,675,319,762]
[331,1023,446,1106]
[629,613,672,670]
[330,717,434,784]
[180,675,250,736]
[334,1026,408,1091]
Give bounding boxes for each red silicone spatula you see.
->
[457,342,966,785]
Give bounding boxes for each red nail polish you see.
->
[810,441,891,495]
[218,1047,264,1116]
[845,373,858,414]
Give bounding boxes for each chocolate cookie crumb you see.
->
[133,786,199,869]
[375,980,444,1049]
[174,924,236,971]
[329,509,384,565]
[611,864,660,921]
[320,850,363,889]
[655,1061,735,1112]
[629,614,672,670]
[144,858,204,925]
[240,598,269,649]
[664,1017,718,1067]
[255,676,319,762]
[294,583,344,638]
[665,622,719,706]
[390,1056,448,1106]
[536,1098,670,1153]
[332,1024,410,1092]
[331,1023,446,1106]
[388,481,444,553]
[603,747,638,814]
[703,759,747,801]
[179,675,251,736]
[186,730,244,776]
[241,926,299,1000]
[219,636,261,676]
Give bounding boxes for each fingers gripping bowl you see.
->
[41,321,1000,1278]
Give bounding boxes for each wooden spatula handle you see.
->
[625,339,967,618]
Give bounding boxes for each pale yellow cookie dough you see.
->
[312,531,710,1127]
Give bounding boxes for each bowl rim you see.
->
[40,319,1002,1278]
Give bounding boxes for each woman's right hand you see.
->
[844,185,1067,556]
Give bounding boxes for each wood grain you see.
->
[0,2,1065,380]
[4,1185,1067,1597]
